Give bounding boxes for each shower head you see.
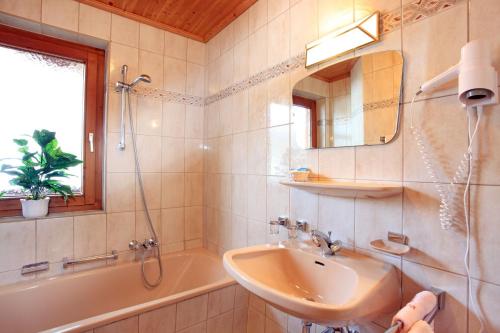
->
[129,74,152,87]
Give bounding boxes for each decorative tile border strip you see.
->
[363,98,399,111]
[204,52,307,105]
[131,86,204,107]
[382,0,457,33]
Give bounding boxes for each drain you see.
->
[304,297,316,302]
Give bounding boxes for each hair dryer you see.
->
[418,40,498,106]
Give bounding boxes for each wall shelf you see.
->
[279,180,402,199]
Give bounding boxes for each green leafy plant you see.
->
[0,129,82,201]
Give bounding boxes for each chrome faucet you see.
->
[129,238,159,251]
[311,230,342,256]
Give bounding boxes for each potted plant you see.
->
[0,129,82,218]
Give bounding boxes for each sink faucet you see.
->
[311,230,342,256]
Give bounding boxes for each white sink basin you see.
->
[223,243,400,326]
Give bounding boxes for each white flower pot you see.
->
[20,197,50,218]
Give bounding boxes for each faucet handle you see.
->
[328,231,332,240]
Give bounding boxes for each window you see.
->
[0,24,104,217]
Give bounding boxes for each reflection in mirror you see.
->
[292,50,403,148]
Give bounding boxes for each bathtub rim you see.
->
[8,248,234,333]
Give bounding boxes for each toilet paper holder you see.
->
[384,287,445,333]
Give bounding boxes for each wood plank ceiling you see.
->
[78,0,257,42]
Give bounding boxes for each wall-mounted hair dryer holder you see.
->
[418,39,498,107]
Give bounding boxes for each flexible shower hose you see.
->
[127,91,163,289]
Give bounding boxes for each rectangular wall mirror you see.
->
[292,50,403,148]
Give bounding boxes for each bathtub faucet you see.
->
[129,238,159,251]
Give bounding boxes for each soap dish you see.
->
[370,239,410,255]
[370,231,410,256]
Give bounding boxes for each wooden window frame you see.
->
[292,95,318,149]
[0,24,104,217]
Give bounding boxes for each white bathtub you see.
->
[0,249,234,333]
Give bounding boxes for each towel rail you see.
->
[63,250,118,268]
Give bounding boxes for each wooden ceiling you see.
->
[78,0,257,42]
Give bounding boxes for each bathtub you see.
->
[0,248,235,333]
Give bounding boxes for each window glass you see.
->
[0,45,85,196]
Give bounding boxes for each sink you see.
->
[223,242,400,326]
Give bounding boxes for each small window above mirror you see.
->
[292,50,403,149]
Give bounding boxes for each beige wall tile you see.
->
[249,0,268,33]
[355,136,402,181]
[74,214,106,258]
[162,207,185,244]
[135,209,161,241]
[290,0,317,55]
[318,196,354,248]
[162,173,185,208]
[187,63,205,96]
[95,316,138,333]
[290,188,318,228]
[248,26,268,76]
[208,285,236,318]
[136,135,162,173]
[233,39,249,82]
[207,310,234,333]
[185,139,204,173]
[402,261,467,333]
[317,0,354,36]
[139,304,175,333]
[267,125,290,176]
[0,0,41,21]
[136,96,162,136]
[41,0,78,31]
[0,221,35,272]
[106,172,136,213]
[318,147,355,180]
[266,176,289,222]
[267,74,290,127]
[161,137,185,172]
[470,185,500,284]
[248,84,268,130]
[403,96,468,183]
[162,102,186,138]
[185,105,204,139]
[164,30,187,60]
[136,172,161,210]
[187,39,206,65]
[107,132,136,173]
[164,57,187,93]
[78,3,111,40]
[267,11,290,66]
[233,11,249,43]
[177,321,207,333]
[472,103,500,185]
[233,306,248,332]
[106,212,135,252]
[139,50,163,89]
[109,42,139,85]
[185,173,203,206]
[247,129,267,175]
[247,175,267,222]
[232,175,248,217]
[111,14,139,48]
[403,182,466,274]
[139,24,164,54]
[355,192,402,250]
[176,294,208,330]
[469,279,500,333]
[470,0,500,82]
[232,215,248,249]
[268,0,289,21]
[402,2,467,102]
[185,206,203,240]
[247,307,266,333]
[36,217,73,262]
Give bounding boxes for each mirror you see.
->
[292,50,403,148]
